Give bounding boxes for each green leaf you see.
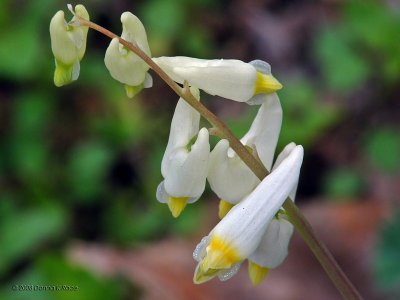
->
[278,78,341,147]
[67,141,113,201]
[323,168,363,199]
[314,27,370,91]
[364,128,400,173]
[141,0,185,39]
[0,205,67,275]
[0,254,128,300]
[12,92,53,136]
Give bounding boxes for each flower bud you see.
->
[50,5,89,87]
[104,12,152,98]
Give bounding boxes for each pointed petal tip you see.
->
[193,264,219,284]
[167,196,189,218]
[254,73,283,95]
[248,261,269,287]
[218,199,234,219]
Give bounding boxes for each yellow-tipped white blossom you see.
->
[247,143,298,286]
[50,5,89,87]
[207,93,282,217]
[152,57,282,104]
[104,12,152,98]
[193,145,303,283]
[156,87,210,218]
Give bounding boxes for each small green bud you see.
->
[49,4,89,86]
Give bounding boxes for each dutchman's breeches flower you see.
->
[152,57,282,104]
[50,4,89,87]
[193,145,303,283]
[157,87,210,218]
[104,12,152,98]
[207,93,282,218]
[247,142,299,286]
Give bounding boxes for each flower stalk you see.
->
[74,16,362,300]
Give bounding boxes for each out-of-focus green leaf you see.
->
[170,201,203,236]
[9,137,49,180]
[0,254,128,300]
[12,93,53,135]
[314,27,370,91]
[279,78,341,147]
[141,0,185,39]
[105,198,169,243]
[374,211,400,298]
[67,141,113,201]
[323,168,363,199]
[364,128,400,173]
[179,27,214,58]
[0,205,67,275]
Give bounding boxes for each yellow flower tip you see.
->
[167,196,189,218]
[254,72,283,95]
[193,264,219,284]
[248,260,270,287]
[124,84,143,98]
[203,235,242,270]
[218,199,234,219]
[54,63,73,87]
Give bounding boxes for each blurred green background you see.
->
[0,0,399,299]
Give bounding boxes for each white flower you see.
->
[156,87,210,217]
[104,12,152,98]
[50,4,89,87]
[247,142,299,286]
[152,57,282,104]
[193,145,303,283]
[207,93,282,218]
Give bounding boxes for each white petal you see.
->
[211,145,303,258]
[143,73,153,88]
[104,38,149,86]
[217,263,241,281]
[120,12,151,57]
[161,87,201,177]
[104,13,150,86]
[193,235,211,262]
[153,56,257,102]
[164,128,210,199]
[273,142,299,200]
[207,139,260,204]
[248,218,294,268]
[241,93,282,170]
[50,11,78,65]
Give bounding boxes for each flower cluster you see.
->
[50,5,303,287]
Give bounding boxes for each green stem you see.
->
[76,17,362,300]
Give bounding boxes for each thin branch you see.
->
[75,17,362,300]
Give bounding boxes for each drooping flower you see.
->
[50,4,89,87]
[247,142,299,286]
[193,145,303,283]
[152,57,282,104]
[104,12,152,98]
[207,93,282,218]
[156,87,210,217]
